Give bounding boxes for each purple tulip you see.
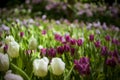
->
[57,46,64,54]
[112,39,119,45]
[70,39,76,45]
[65,35,71,42]
[54,33,62,42]
[109,50,119,58]
[101,46,108,56]
[79,63,90,75]
[70,48,75,56]
[89,34,94,41]
[106,57,116,67]
[79,57,90,64]
[74,57,90,75]
[42,30,46,35]
[20,32,24,37]
[105,35,111,41]
[26,50,32,55]
[77,39,83,46]
[94,41,101,48]
[40,48,47,55]
[4,44,8,53]
[47,48,56,57]
[74,60,79,69]
[61,37,66,44]
[63,44,70,52]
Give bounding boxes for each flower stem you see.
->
[10,63,31,80]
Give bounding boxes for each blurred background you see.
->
[0,0,120,27]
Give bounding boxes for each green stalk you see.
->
[64,65,74,80]
[103,57,107,80]
[10,63,31,80]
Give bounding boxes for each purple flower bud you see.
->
[105,35,111,41]
[79,57,90,64]
[63,44,70,52]
[89,34,94,41]
[26,50,32,55]
[42,30,46,35]
[77,39,83,46]
[47,48,56,57]
[74,60,79,69]
[112,50,119,58]
[109,50,119,58]
[40,48,46,55]
[54,34,62,41]
[65,35,71,42]
[74,57,90,76]
[4,44,8,53]
[101,46,108,56]
[70,39,76,45]
[79,63,90,75]
[94,41,101,48]
[61,37,66,44]
[112,39,119,45]
[106,57,116,67]
[57,46,64,54]
[20,32,24,37]
[70,48,75,56]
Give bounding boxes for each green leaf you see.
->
[64,65,74,80]
[10,63,31,80]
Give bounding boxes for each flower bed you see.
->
[0,18,120,80]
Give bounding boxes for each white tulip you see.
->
[0,53,9,71]
[33,57,49,77]
[4,70,23,80]
[51,58,65,75]
[5,35,14,44]
[7,41,19,58]
[38,45,43,50]
[42,57,49,64]
[28,36,37,50]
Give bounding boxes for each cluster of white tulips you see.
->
[33,57,65,77]
[30,36,66,77]
[0,35,65,80]
[0,35,23,80]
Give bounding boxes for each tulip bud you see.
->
[7,41,19,58]
[33,57,49,77]
[5,35,14,44]
[105,35,110,41]
[47,48,56,57]
[20,32,24,37]
[89,34,94,41]
[77,39,83,46]
[94,41,101,48]
[38,45,43,50]
[0,53,9,71]
[4,70,23,80]
[106,57,116,67]
[28,36,37,50]
[50,58,65,75]
[40,48,47,55]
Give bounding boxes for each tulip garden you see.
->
[0,0,120,80]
